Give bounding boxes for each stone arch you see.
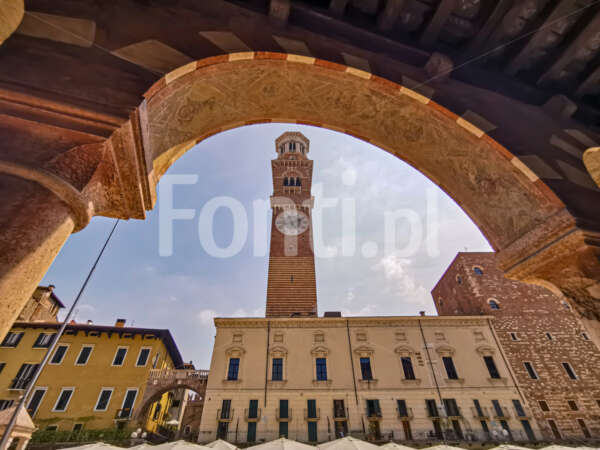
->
[130,53,562,255]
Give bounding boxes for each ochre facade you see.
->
[432,252,600,440]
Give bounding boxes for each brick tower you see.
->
[266,132,317,318]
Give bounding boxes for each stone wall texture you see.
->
[432,252,600,440]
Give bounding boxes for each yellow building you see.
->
[0,318,183,433]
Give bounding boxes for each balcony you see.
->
[217,408,235,422]
[304,408,320,421]
[9,378,32,390]
[115,408,133,420]
[492,406,511,419]
[514,406,532,419]
[276,408,292,421]
[365,408,382,419]
[445,406,462,419]
[396,407,413,420]
[244,408,261,422]
[332,407,348,421]
[471,406,490,419]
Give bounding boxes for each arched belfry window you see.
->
[283,177,289,187]
[296,178,301,186]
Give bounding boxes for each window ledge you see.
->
[444,378,465,385]
[268,380,288,387]
[358,379,378,386]
[487,377,508,385]
[312,379,333,386]
[222,379,242,384]
[400,378,421,385]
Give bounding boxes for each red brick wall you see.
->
[432,252,600,440]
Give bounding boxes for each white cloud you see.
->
[197,309,218,325]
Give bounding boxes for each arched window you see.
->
[456,275,462,284]
[473,266,484,275]
[296,177,301,186]
[488,299,500,310]
[279,145,285,154]
[283,177,289,186]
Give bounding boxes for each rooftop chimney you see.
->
[419,311,426,316]
[115,318,126,327]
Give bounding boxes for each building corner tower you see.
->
[266,132,317,318]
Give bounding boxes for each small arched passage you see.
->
[135,380,207,425]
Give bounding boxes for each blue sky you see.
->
[42,124,491,368]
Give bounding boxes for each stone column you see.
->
[0,175,76,339]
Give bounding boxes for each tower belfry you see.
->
[266,132,317,318]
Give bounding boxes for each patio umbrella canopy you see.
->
[246,437,315,449]
[488,445,533,450]
[317,436,380,449]
[205,439,240,449]
[425,446,466,450]
[150,440,211,450]
[380,443,416,450]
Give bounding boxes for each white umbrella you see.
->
[540,446,582,450]
[424,446,465,450]
[318,436,379,449]
[247,437,315,449]
[488,445,532,450]
[380,443,415,450]
[205,439,240,450]
[61,445,122,450]
[151,440,211,450]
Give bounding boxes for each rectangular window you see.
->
[120,389,137,417]
[73,423,83,433]
[538,400,549,411]
[401,357,416,380]
[279,399,288,419]
[577,419,591,438]
[396,399,408,417]
[247,422,257,442]
[483,356,500,379]
[492,400,503,417]
[53,388,74,412]
[512,399,525,417]
[545,332,553,340]
[547,419,561,439]
[451,419,463,440]
[523,362,538,379]
[510,332,519,341]
[227,358,239,381]
[307,399,317,419]
[0,363,4,374]
[136,348,151,367]
[112,347,128,366]
[279,421,288,438]
[1,332,23,348]
[248,399,258,419]
[480,420,489,435]
[443,399,460,417]
[425,399,439,417]
[333,399,345,418]
[50,345,68,365]
[33,333,55,348]
[0,400,14,410]
[521,420,536,441]
[316,358,327,381]
[442,356,458,379]
[11,363,38,389]
[366,399,381,417]
[360,357,373,380]
[562,362,577,379]
[307,421,317,442]
[581,332,589,341]
[75,346,93,365]
[272,358,283,381]
[27,388,46,417]
[94,388,113,411]
[217,421,229,440]
[473,399,484,417]
[567,400,578,411]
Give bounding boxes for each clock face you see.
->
[275,210,310,236]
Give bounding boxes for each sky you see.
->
[42,124,492,368]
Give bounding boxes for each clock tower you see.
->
[266,132,317,318]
